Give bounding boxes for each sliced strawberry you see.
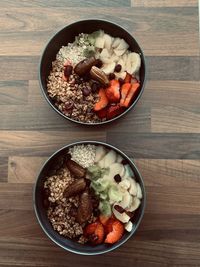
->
[94,88,109,111]
[120,83,131,107]
[122,83,140,108]
[104,218,116,234]
[84,222,104,245]
[105,80,120,103]
[124,72,132,83]
[96,107,108,119]
[105,219,124,244]
[99,215,111,226]
[106,104,124,120]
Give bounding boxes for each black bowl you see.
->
[33,141,146,255]
[39,19,146,125]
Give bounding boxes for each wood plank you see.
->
[0,210,42,238]
[134,159,200,187]
[107,133,200,159]
[8,156,47,183]
[151,107,200,133]
[132,0,198,7]
[0,183,33,210]
[0,158,8,182]
[0,0,130,8]
[0,7,198,56]
[144,81,200,112]
[0,56,38,80]
[0,81,28,105]
[147,56,200,81]
[0,131,106,157]
[0,238,199,266]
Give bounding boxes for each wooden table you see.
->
[0,0,199,266]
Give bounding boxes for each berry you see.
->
[114,64,122,72]
[105,219,124,244]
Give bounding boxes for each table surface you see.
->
[0,0,200,266]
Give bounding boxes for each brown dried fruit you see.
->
[74,57,97,76]
[66,160,86,178]
[90,66,109,87]
[63,178,86,198]
[77,190,93,224]
[114,205,124,214]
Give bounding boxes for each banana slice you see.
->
[112,37,121,48]
[118,191,132,209]
[130,52,141,74]
[136,183,143,199]
[125,221,133,232]
[104,34,113,50]
[127,197,140,212]
[116,39,129,50]
[113,205,130,223]
[114,48,126,56]
[101,62,115,75]
[95,37,105,49]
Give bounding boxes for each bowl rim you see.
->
[38,18,147,126]
[33,140,146,255]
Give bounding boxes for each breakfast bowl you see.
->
[33,141,146,255]
[39,19,146,125]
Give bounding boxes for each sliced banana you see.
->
[100,48,110,59]
[104,34,113,50]
[118,179,131,191]
[136,183,143,199]
[118,191,132,209]
[116,39,129,50]
[112,37,121,49]
[127,197,140,212]
[101,62,115,75]
[103,149,117,168]
[125,221,133,232]
[130,52,141,74]
[127,177,137,196]
[114,48,126,56]
[113,206,130,223]
[95,145,107,162]
[95,37,105,49]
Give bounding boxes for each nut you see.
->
[90,66,109,87]
[63,178,86,198]
[66,160,86,178]
[74,57,97,76]
[77,190,93,224]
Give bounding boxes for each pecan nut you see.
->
[90,66,109,87]
[63,178,86,198]
[66,159,86,178]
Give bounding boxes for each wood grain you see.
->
[8,156,48,183]
[132,0,198,7]
[0,0,199,266]
[0,7,199,56]
[0,131,106,157]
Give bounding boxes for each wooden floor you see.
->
[0,0,200,266]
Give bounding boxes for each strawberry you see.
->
[106,104,124,120]
[96,107,108,119]
[99,215,111,226]
[84,222,104,245]
[94,88,109,111]
[105,80,120,103]
[120,83,131,107]
[104,219,124,244]
[124,72,132,83]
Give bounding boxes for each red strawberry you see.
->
[124,72,132,83]
[105,80,120,103]
[106,104,124,120]
[84,222,104,245]
[96,107,108,119]
[99,215,111,226]
[104,219,124,244]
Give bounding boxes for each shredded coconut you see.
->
[69,144,96,168]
